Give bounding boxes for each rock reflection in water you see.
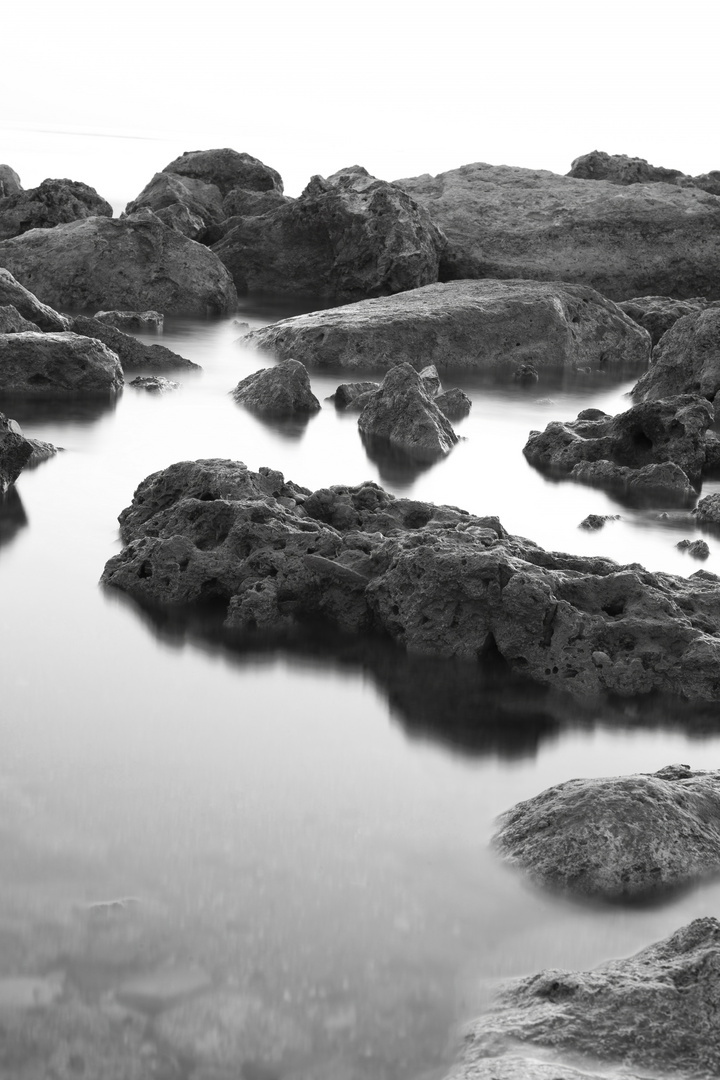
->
[360,431,446,486]
[0,393,120,428]
[0,486,28,549]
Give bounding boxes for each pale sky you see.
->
[2,0,717,211]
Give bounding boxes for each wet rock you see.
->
[0,268,70,332]
[130,376,179,392]
[435,387,472,419]
[331,381,380,409]
[677,538,710,559]
[232,359,320,415]
[493,764,720,900]
[123,171,225,240]
[162,148,284,198]
[72,315,198,372]
[0,332,123,395]
[0,304,39,333]
[247,279,649,374]
[0,411,34,492]
[617,294,711,346]
[358,363,457,460]
[567,149,686,185]
[395,162,720,300]
[0,210,238,316]
[632,306,720,403]
[454,919,720,1079]
[578,513,619,530]
[93,309,164,333]
[0,164,22,197]
[0,178,112,241]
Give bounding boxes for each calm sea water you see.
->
[3,306,720,1079]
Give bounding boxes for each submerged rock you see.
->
[71,315,198,372]
[632,306,720,403]
[677,538,710,559]
[578,513,619,530]
[232,358,320,415]
[618,294,711,346]
[246,279,650,374]
[0,178,112,241]
[0,332,124,395]
[0,411,34,492]
[435,387,472,419]
[0,268,70,332]
[357,363,458,460]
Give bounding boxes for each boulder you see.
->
[0,178,112,241]
[677,538,710,558]
[617,295,711,346]
[0,412,34,492]
[579,513,619,530]
[246,279,650,374]
[419,363,442,397]
[93,309,164,333]
[331,381,380,409]
[102,461,720,703]
[436,387,471,419]
[129,376,179,392]
[632,306,720,402]
[213,165,444,301]
[123,171,225,240]
[394,162,720,301]
[694,492,720,527]
[0,268,70,331]
[0,332,123,394]
[222,186,288,218]
[357,363,457,460]
[569,460,696,506]
[567,149,686,185]
[71,316,199,371]
[0,165,22,197]
[232,358,320,415]
[453,919,720,1080]
[0,211,237,316]
[0,305,39,333]
[493,763,720,900]
[161,148,283,197]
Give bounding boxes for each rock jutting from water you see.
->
[130,376,180,393]
[357,363,458,461]
[0,412,34,492]
[632,306,720,402]
[0,333,124,395]
[231,358,321,415]
[245,279,650,375]
[101,459,720,703]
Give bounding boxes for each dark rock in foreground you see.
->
[232,359,320,415]
[0,332,123,395]
[0,268,70,332]
[357,363,457,460]
[452,919,720,1079]
[102,460,720,703]
[0,178,112,241]
[0,412,34,492]
[246,279,650,374]
[71,316,198,372]
[618,294,711,346]
[493,764,720,901]
[632,306,720,403]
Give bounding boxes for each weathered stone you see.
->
[435,387,472,419]
[569,460,696,505]
[358,363,457,460]
[0,164,22,197]
[232,358,320,415]
[123,171,225,240]
[162,148,283,197]
[677,538,710,559]
[221,186,288,218]
[0,411,34,492]
[0,178,112,241]
[71,315,198,372]
[93,310,164,333]
[331,381,380,409]
[578,513,619,530]
[0,268,70,331]
[395,162,720,300]
[617,295,711,346]
[213,165,444,302]
[419,363,442,397]
[455,919,720,1079]
[129,376,179,392]
[0,332,123,394]
[247,280,650,374]
[0,304,39,333]
[694,492,720,527]
[632,307,720,403]
[567,149,686,185]
[0,211,237,316]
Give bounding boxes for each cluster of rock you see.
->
[567,149,720,195]
[0,177,112,241]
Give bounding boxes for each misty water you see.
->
[3,303,720,1079]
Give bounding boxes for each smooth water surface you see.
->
[2,309,720,1079]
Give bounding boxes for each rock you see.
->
[493,764,720,900]
[567,149,686,185]
[632,306,720,403]
[419,363,442,397]
[446,1056,629,1080]
[677,538,710,559]
[0,411,34,492]
[246,280,650,374]
[617,295,711,346]
[693,171,720,196]
[0,164,22,197]
[162,148,284,198]
[93,309,164,333]
[0,304,40,333]
[0,178,112,241]
[231,359,321,415]
[694,492,720,527]
[0,332,124,395]
[221,186,288,218]
[0,210,237,316]
[454,919,720,1079]
[213,165,444,301]
[0,268,70,331]
[357,363,457,460]
[102,461,720,703]
[71,315,198,372]
[123,171,225,240]
[129,376,179,392]
[395,162,720,300]
[435,387,472,419]
[331,381,380,409]
[513,361,539,384]
[569,460,696,505]
[578,513,619,530]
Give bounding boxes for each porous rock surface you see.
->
[213,165,444,301]
[0,178,112,241]
[0,268,70,331]
[451,918,720,1080]
[618,295,711,346]
[493,763,720,900]
[162,148,284,197]
[123,171,225,240]
[102,460,720,703]
[0,210,237,316]
[0,411,34,492]
[0,332,124,394]
[694,493,720,527]
[71,316,198,372]
[246,279,650,374]
[632,307,720,403]
[357,363,458,460]
[395,162,720,300]
[232,358,321,415]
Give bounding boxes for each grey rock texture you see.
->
[331,381,380,409]
[453,919,720,1080]
[0,268,70,331]
[0,412,34,492]
[232,358,320,415]
[71,316,199,372]
[694,492,720,527]
[0,332,124,394]
[0,178,112,241]
[129,376,179,393]
[436,387,472,419]
[617,294,711,346]
[0,305,40,333]
[357,363,458,460]
[677,538,710,558]
[0,164,22,197]
[246,279,650,374]
[579,513,619,530]
[102,461,720,703]
[162,148,284,197]
[0,211,237,316]
[632,307,720,402]
[567,149,686,185]
[395,162,720,300]
[123,171,225,240]
[93,310,164,332]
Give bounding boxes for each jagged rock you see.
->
[435,387,472,419]
[213,165,444,301]
[569,460,696,505]
[453,919,720,1079]
[632,306,720,402]
[93,309,164,332]
[0,304,39,333]
[567,149,686,185]
[0,332,123,394]
[578,513,619,530]
[358,363,457,460]
[331,381,380,409]
[694,492,720,527]
[129,376,179,393]
[71,316,198,371]
[395,162,720,300]
[0,211,237,316]
[419,363,442,397]
[677,538,710,559]
[0,164,22,197]
[617,295,711,346]
[247,279,650,374]
[0,268,70,331]
[0,178,112,241]
[123,171,225,240]
[222,186,288,218]
[232,358,320,415]
[693,171,720,196]
[102,461,720,703]
[0,412,34,492]
[162,148,283,197]
[493,764,720,900]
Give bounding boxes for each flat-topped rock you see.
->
[0,332,123,394]
[0,178,112,241]
[632,306,720,402]
[246,279,650,374]
[567,149,686,185]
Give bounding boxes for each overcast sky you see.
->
[2,0,716,209]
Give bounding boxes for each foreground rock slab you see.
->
[0,332,124,394]
[102,460,720,703]
[493,763,720,900]
[452,919,720,1080]
[246,279,650,374]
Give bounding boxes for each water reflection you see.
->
[0,393,121,427]
[360,432,449,485]
[0,486,28,549]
